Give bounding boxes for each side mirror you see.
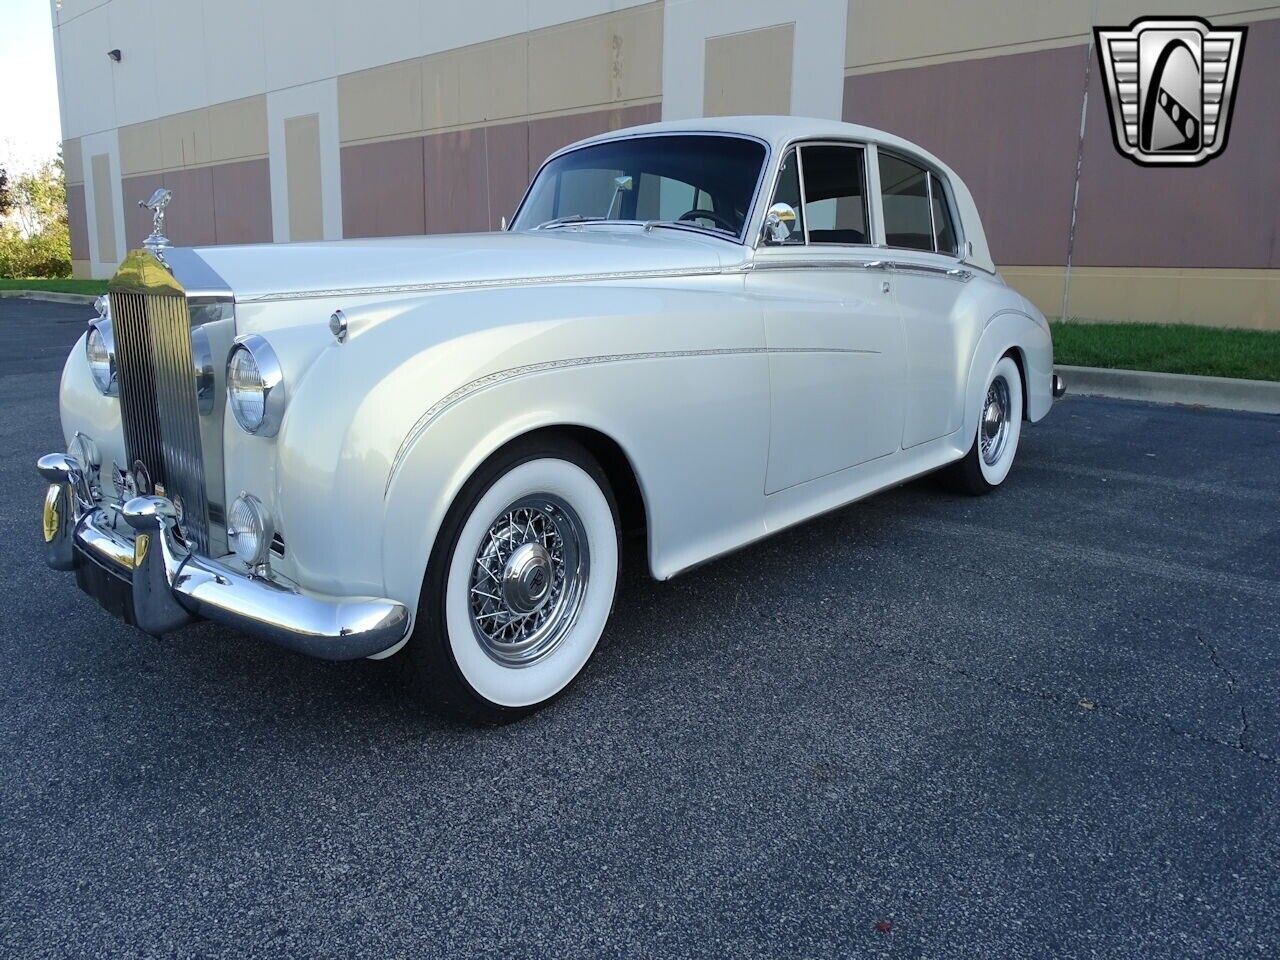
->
[762,202,798,244]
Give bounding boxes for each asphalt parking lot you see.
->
[1,297,1277,958]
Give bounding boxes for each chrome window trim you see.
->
[508,130,773,245]
[797,141,873,250]
[795,147,811,245]
[875,146,968,263]
[752,136,878,251]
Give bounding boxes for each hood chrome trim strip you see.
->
[384,345,879,498]
[238,264,752,304]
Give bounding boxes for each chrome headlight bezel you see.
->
[85,318,118,396]
[226,334,285,437]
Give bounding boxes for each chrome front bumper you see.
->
[37,453,410,660]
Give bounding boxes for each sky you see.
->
[0,0,63,174]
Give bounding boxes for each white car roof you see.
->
[559,116,995,273]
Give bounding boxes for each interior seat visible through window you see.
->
[800,145,869,245]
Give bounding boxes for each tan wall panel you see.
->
[704,24,794,118]
[339,60,425,144]
[422,54,463,132]
[208,96,269,163]
[66,183,90,259]
[72,260,92,280]
[459,36,529,126]
[159,109,213,169]
[845,0,1090,71]
[90,153,117,264]
[285,113,324,242]
[63,137,84,185]
[119,120,163,176]
[528,2,663,114]
[1004,266,1280,330]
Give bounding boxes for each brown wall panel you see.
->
[844,45,1086,266]
[160,166,217,248]
[484,121,531,229]
[121,174,166,250]
[423,128,489,234]
[526,102,661,179]
[66,184,90,261]
[1072,17,1280,269]
[212,158,273,245]
[341,138,427,238]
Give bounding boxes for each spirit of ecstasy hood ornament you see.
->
[139,187,173,260]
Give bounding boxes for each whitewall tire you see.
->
[397,436,619,722]
[947,354,1024,495]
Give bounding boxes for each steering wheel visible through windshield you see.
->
[511,134,767,240]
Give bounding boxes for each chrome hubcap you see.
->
[468,495,588,666]
[980,376,1011,466]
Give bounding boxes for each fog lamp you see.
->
[227,493,274,567]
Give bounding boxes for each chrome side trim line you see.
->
[751,258,972,281]
[238,264,752,303]
[385,345,878,497]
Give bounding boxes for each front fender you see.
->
[274,277,768,608]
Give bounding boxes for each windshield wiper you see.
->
[536,214,606,230]
[641,220,737,238]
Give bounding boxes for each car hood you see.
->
[189,228,740,303]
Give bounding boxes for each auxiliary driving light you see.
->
[227,493,274,567]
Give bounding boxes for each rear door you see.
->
[876,150,971,448]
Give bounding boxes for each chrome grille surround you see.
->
[109,250,216,555]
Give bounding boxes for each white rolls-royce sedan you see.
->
[39,117,1063,722]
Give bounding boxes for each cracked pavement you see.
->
[1,299,1278,958]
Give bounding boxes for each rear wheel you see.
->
[397,436,620,723]
[946,354,1024,495]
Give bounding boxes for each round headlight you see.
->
[85,320,117,396]
[226,335,284,436]
[227,493,274,567]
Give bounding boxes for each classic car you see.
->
[38,117,1064,722]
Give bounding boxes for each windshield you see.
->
[511,134,767,240]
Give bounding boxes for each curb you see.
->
[0,290,98,306]
[1058,364,1280,415]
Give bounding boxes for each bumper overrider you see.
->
[37,453,410,660]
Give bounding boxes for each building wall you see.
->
[51,0,1280,329]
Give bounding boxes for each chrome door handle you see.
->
[864,260,889,270]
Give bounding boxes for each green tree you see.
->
[0,166,11,216]
[0,154,71,279]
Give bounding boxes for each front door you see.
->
[750,144,906,495]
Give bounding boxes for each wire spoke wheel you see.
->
[467,494,589,667]
[980,376,1011,467]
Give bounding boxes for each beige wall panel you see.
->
[90,153,118,265]
[285,113,324,242]
[159,109,213,169]
[338,61,424,144]
[119,121,163,176]
[422,53,463,132]
[63,138,84,185]
[1092,1,1280,28]
[458,37,529,126]
[704,24,794,118]
[845,0,1090,70]
[528,3,663,114]
[66,183,90,260]
[208,96,269,162]
[1004,266,1280,330]
[72,260,92,280]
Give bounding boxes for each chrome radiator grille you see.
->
[110,290,213,554]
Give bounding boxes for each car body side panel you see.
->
[270,277,770,604]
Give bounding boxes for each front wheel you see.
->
[945,354,1024,495]
[397,437,620,723]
